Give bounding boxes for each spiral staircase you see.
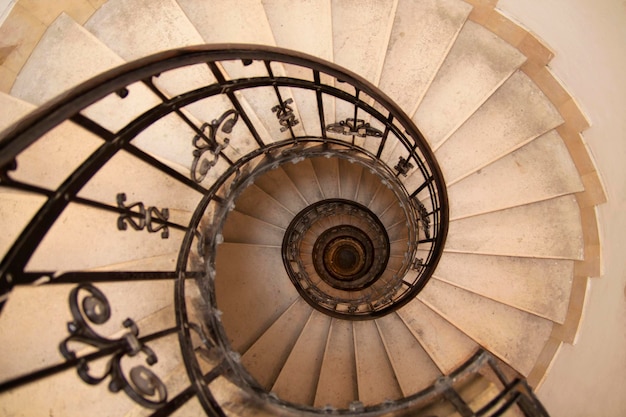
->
[0,0,606,416]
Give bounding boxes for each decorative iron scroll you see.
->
[394,156,414,177]
[191,109,238,183]
[116,193,170,239]
[272,98,299,132]
[59,283,167,409]
[326,118,383,138]
[416,199,431,239]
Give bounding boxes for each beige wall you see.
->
[498,1,626,416]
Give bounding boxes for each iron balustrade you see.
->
[0,44,544,416]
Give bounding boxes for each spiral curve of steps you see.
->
[0,0,605,416]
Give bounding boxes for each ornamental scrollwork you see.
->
[116,193,169,239]
[191,110,239,183]
[326,118,383,138]
[394,156,414,177]
[272,98,299,132]
[59,283,167,409]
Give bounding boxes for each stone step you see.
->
[78,150,201,224]
[435,70,564,184]
[222,210,284,246]
[281,158,325,205]
[376,313,441,397]
[0,192,46,259]
[262,0,334,137]
[414,20,526,148]
[397,298,479,374]
[253,164,309,214]
[331,0,397,86]
[433,252,574,324]
[241,298,312,390]
[214,243,299,352]
[310,156,340,199]
[330,0,397,121]
[336,158,363,201]
[10,13,200,172]
[85,0,201,58]
[314,318,358,408]
[124,362,205,417]
[0,282,174,383]
[24,201,185,272]
[232,183,295,229]
[0,303,178,416]
[447,130,584,220]
[178,0,276,45]
[354,319,403,405]
[84,0,263,161]
[377,0,472,114]
[419,279,553,376]
[446,195,583,260]
[0,93,103,191]
[272,310,331,406]
[88,251,180,272]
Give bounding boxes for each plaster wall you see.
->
[497,1,626,416]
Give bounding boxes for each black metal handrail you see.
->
[0,44,452,415]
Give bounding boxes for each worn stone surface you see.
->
[419,279,553,376]
[414,20,526,147]
[434,252,574,323]
[447,130,584,219]
[354,319,404,404]
[378,0,471,114]
[447,195,583,259]
[436,70,564,183]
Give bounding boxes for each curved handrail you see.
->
[0,44,449,415]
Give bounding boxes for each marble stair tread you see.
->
[241,298,312,389]
[354,319,403,405]
[310,156,340,199]
[375,313,441,397]
[272,310,331,406]
[261,0,333,138]
[280,158,325,205]
[87,251,180,272]
[336,158,363,201]
[377,0,472,114]
[330,0,397,121]
[24,201,184,271]
[0,301,176,416]
[446,195,584,260]
[78,150,202,217]
[314,318,358,409]
[177,0,276,45]
[214,243,299,353]
[0,279,173,383]
[447,130,584,220]
[84,0,202,58]
[0,93,103,191]
[419,279,553,376]
[10,13,199,171]
[414,20,526,148]
[0,192,47,259]
[84,0,256,151]
[221,210,285,246]
[397,298,479,374]
[253,165,309,214]
[435,70,564,184]
[433,252,574,323]
[331,0,396,86]
[232,183,295,230]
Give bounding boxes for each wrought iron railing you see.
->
[0,44,545,416]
